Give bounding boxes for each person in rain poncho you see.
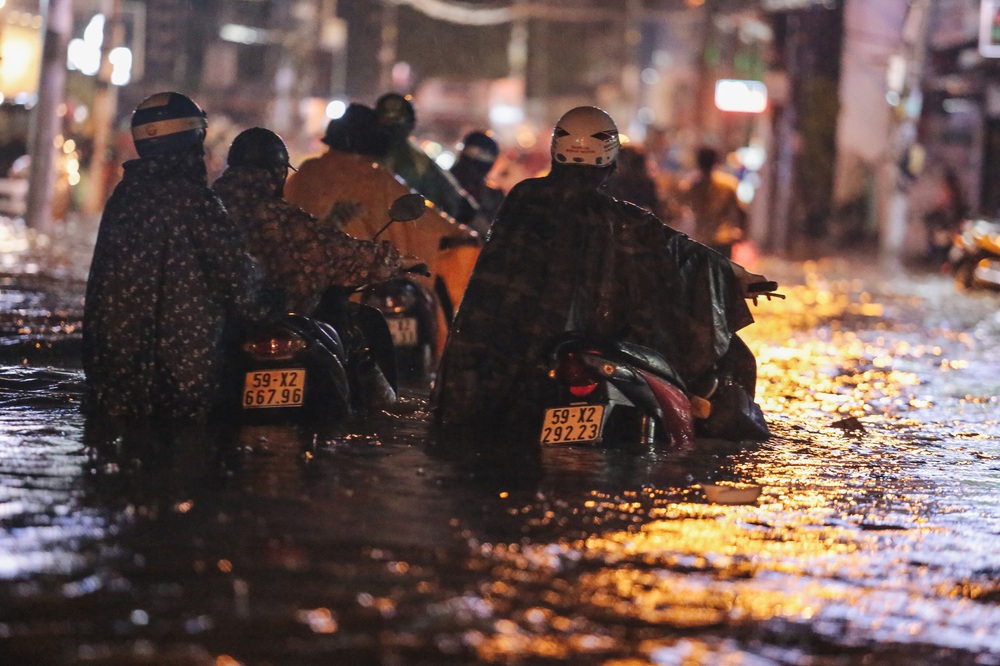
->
[83,92,272,423]
[432,106,772,441]
[284,103,481,351]
[373,93,489,233]
[212,126,403,316]
[449,130,506,231]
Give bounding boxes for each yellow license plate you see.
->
[243,369,306,408]
[540,405,605,444]
[387,317,419,346]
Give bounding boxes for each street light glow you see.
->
[325,99,347,120]
[714,79,768,114]
[219,23,270,45]
[489,103,524,127]
[67,14,132,85]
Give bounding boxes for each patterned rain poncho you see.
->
[432,168,754,432]
[213,164,402,315]
[83,150,268,423]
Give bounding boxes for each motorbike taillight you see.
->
[554,352,599,397]
[364,288,417,314]
[242,330,308,360]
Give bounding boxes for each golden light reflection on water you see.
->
[740,286,945,442]
[463,261,1000,663]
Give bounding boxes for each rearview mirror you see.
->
[388,193,426,223]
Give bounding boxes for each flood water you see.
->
[2,238,1000,664]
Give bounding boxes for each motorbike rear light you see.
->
[364,289,417,314]
[242,330,308,360]
[555,352,599,397]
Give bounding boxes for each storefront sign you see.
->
[714,79,768,113]
[980,0,1000,57]
[761,0,835,11]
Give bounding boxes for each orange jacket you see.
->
[285,149,482,350]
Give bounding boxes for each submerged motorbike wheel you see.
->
[601,405,657,453]
[360,278,439,386]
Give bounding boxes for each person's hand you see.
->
[400,255,430,277]
[323,200,363,229]
[730,261,784,303]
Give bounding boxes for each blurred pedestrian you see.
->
[676,146,747,259]
[922,166,967,266]
[605,144,661,217]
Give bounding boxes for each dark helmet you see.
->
[130,92,208,157]
[226,127,296,171]
[696,145,720,173]
[374,92,416,134]
[322,103,387,156]
[458,130,499,166]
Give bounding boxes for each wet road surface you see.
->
[1,255,1000,665]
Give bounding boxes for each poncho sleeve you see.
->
[617,206,753,383]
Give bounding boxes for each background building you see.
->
[11,0,955,266]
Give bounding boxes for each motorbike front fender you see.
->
[634,368,694,448]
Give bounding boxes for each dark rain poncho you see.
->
[379,139,484,229]
[432,169,754,429]
[213,165,402,315]
[83,150,266,423]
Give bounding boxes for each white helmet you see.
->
[550,106,620,167]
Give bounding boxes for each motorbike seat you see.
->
[609,340,687,391]
[546,332,688,392]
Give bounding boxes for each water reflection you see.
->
[1,258,1000,664]
[449,260,1000,664]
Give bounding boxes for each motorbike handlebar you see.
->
[745,280,785,304]
[404,262,431,277]
[400,259,431,277]
[746,281,778,293]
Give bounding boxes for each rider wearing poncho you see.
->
[213,127,402,316]
[83,92,269,423]
[433,106,768,439]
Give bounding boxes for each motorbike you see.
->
[338,183,483,387]
[236,193,431,427]
[948,217,1000,290]
[359,275,439,386]
[355,200,476,386]
[536,281,781,451]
